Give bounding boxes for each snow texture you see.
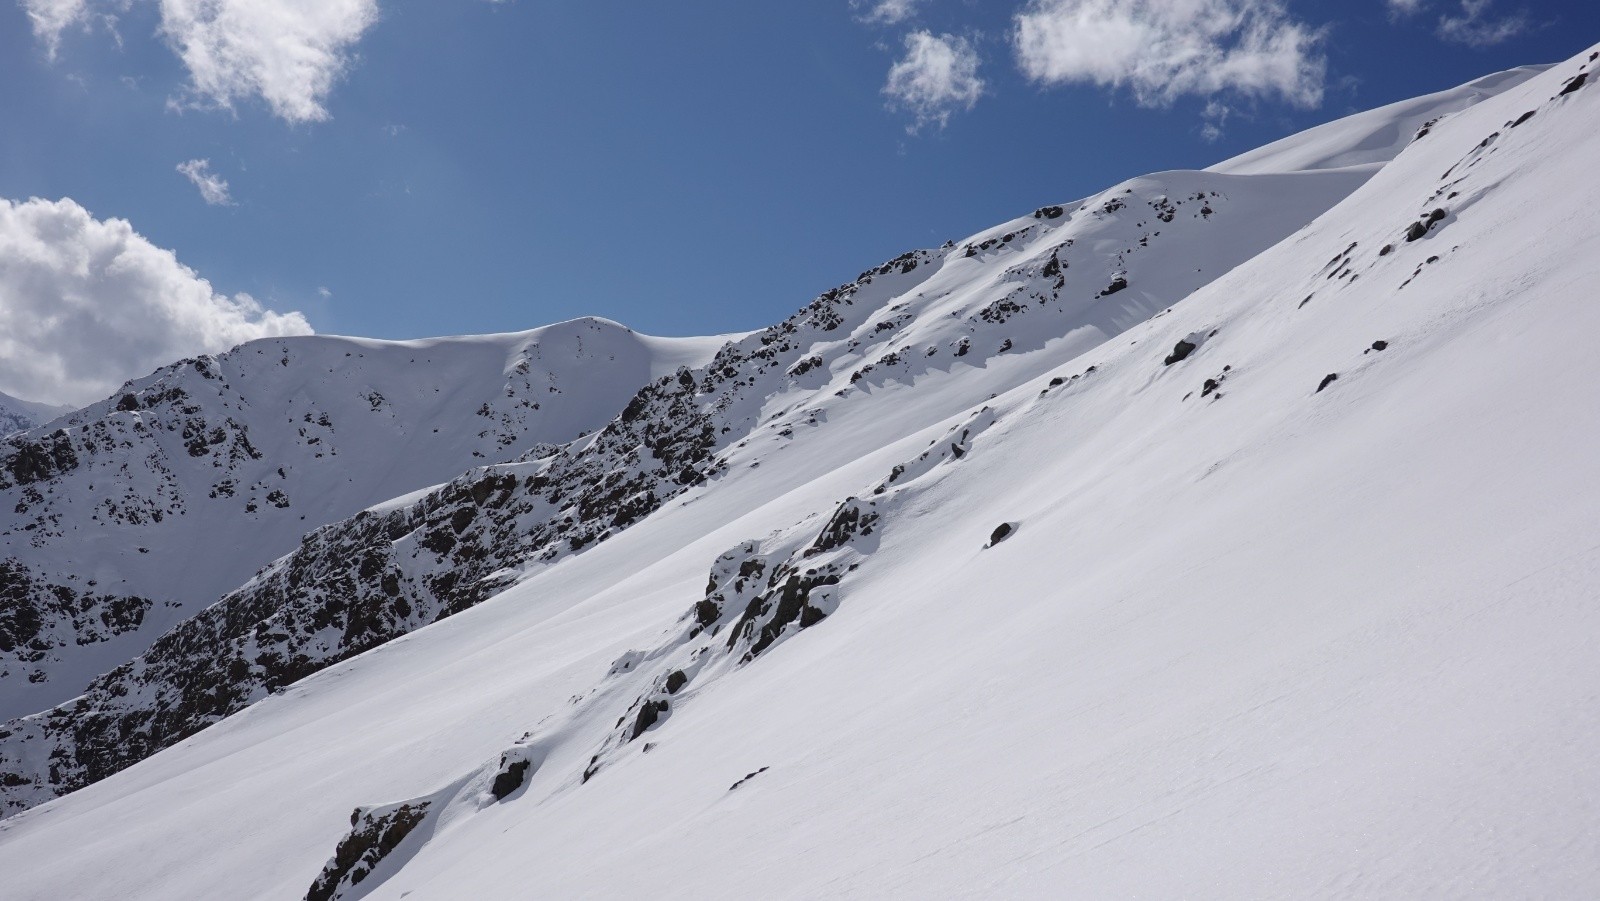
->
[0,51,1597,900]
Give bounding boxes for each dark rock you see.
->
[306,802,430,901]
[629,699,669,741]
[729,766,770,791]
[1511,110,1537,127]
[1371,340,1388,352]
[1164,340,1197,366]
[490,756,531,801]
[1317,373,1339,393]
[988,522,1015,547]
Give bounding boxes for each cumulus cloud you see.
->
[853,0,926,25]
[0,197,312,406]
[1013,0,1326,109]
[158,0,379,122]
[20,0,378,123]
[1436,0,1529,46]
[884,31,986,132]
[176,158,234,205]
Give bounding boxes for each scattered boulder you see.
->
[306,801,431,901]
[490,756,531,801]
[664,669,688,694]
[987,522,1016,547]
[1165,340,1198,366]
[1098,276,1129,298]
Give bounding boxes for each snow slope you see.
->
[2,52,1597,899]
[1210,64,1548,175]
[0,391,70,438]
[0,319,727,719]
[0,161,1374,819]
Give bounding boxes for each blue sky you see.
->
[1,0,1597,405]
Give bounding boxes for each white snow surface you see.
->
[3,51,1600,899]
[0,391,71,438]
[1210,65,1547,175]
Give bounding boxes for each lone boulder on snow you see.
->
[1165,340,1198,366]
[987,522,1017,548]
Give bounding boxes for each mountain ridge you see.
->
[1,52,1597,899]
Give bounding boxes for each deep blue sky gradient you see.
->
[3,1,1596,339]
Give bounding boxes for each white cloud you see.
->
[1200,100,1231,142]
[20,0,379,123]
[853,0,926,25]
[884,31,985,133]
[1386,0,1427,18]
[1013,0,1326,109]
[0,197,312,406]
[1437,0,1529,46]
[176,158,234,205]
[19,0,90,57]
[158,0,380,122]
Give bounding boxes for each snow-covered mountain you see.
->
[0,320,727,719]
[0,391,70,439]
[1,48,1598,900]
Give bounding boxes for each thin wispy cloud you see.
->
[1012,0,1327,109]
[19,0,89,57]
[1437,0,1530,47]
[883,31,986,133]
[1384,0,1532,47]
[853,0,927,25]
[0,197,311,406]
[1386,0,1427,20]
[176,158,234,206]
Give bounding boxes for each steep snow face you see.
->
[1210,65,1547,175]
[3,47,1599,900]
[0,318,727,718]
[0,392,70,438]
[0,160,1371,819]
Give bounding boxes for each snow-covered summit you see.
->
[0,317,726,719]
